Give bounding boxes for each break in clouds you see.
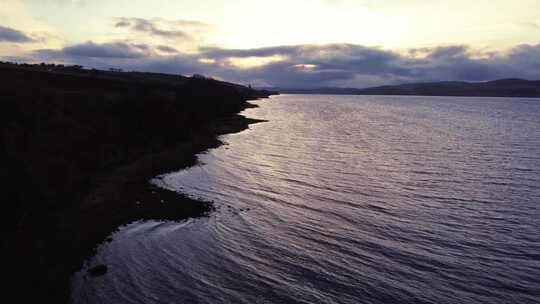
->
[2,21,540,88]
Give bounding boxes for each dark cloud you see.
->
[422,45,468,59]
[114,18,201,40]
[63,41,148,58]
[22,42,540,88]
[195,44,417,86]
[199,45,301,59]
[157,45,178,53]
[199,43,540,87]
[115,20,131,28]
[28,42,200,75]
[0,26,34,43]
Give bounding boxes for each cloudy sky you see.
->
[1,0,540,88]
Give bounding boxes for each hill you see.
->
[275,79,540,97]
[0,62,275,303]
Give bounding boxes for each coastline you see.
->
[26,109,265,304]
[1,64,274,303]
[70,108,264,288]
[66,109,266,299]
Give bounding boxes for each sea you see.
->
[72,94,540,304]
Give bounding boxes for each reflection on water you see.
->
[73,95,540,304]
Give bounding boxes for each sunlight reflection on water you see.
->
[73,95,540,304]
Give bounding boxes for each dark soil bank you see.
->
[0,64,275,303]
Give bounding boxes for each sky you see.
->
[1,0,540,88]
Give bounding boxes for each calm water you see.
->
[72,95,540,304]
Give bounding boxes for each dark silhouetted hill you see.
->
[0,62,275,303]
[274,79,540,97]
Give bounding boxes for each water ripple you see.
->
[73,95,540,304]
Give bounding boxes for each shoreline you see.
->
[63,107,267,302]
[1,63,276,303]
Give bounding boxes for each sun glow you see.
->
[294,64,317,70]
[225,55,288,69]
[198,58,216,64]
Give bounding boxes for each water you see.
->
[72,95,540,304]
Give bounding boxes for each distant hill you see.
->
[274,79,540,97]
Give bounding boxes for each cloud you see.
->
[15,42,540,88]
[0,26,34,43]
[157,45,178,54]
[114,18,210,40]
[23,0,87,5]
[115,20,130,28]
[194,44,414,86]
[63,41,148,58]
[197,43,540,87]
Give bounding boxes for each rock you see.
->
[88,264,108,277]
